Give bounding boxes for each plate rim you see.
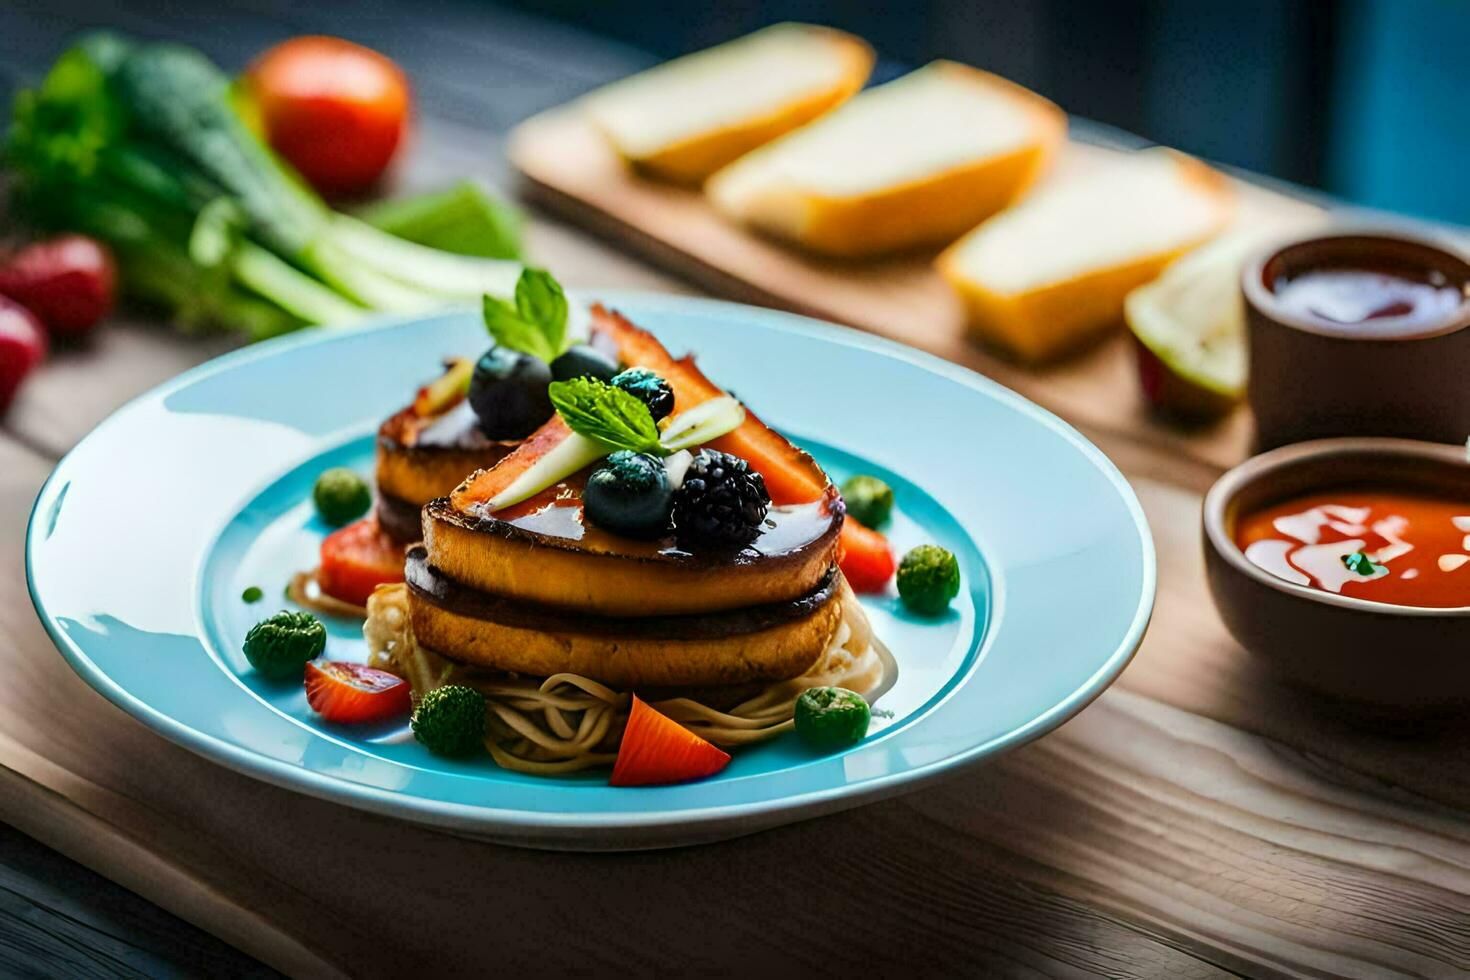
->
[26,292,1156,841]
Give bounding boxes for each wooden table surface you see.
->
[3,2,1468,977]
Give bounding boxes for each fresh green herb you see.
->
[490,386,745,512]
[357,181,522,260]
[548,377,663,455]
[4,35,522,339]
[241,586,263,603]
[1341,551,1383,577]
[481,267,567,362]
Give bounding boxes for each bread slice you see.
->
[938,148,1233,363]
[706,61,1065,257]
[583,23,872,185]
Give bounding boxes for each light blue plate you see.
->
[26,294,1153,850]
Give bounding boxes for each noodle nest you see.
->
[364,581,897,775]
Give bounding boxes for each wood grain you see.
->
[4,431,1468,977]
[0,820,273,980]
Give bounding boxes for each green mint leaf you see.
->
[515,267,568,355]
[479,268,569,361]
[482,293,555,362]
[1340,551,1382,576]
[549,377,662,455]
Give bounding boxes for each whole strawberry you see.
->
[0,296,47,416]
[0,235,116,338]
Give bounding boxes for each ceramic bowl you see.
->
[1243,230,1470,450]
[1203,437,1470,714]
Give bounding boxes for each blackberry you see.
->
[672,449,770,548]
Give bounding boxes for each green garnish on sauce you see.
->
[1341,551,1383,576]
[241,586,263,603]
[481,267,568,362]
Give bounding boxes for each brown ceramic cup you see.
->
[1243,230,1470,450]
[1203,437,1470,714]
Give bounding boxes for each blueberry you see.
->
[611,367,675,421]
[468,346,553,440]
[583,451,673,538]
[550,344,619,383]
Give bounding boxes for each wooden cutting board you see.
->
[508,107,1323,473]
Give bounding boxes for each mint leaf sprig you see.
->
[487,377,748,513]
[482,267,568,362]
[549,376,749,458]
[549,377,663,455]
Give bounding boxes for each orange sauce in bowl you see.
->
[1235,489,1470,608]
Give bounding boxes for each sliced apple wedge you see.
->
[1124,230,1261,422]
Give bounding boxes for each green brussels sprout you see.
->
[897,544,961,615]
[794,686,871,751]
[313,468,371,527]
[841,475,894,528]
[412,684,486,756]
[243,610,326,678]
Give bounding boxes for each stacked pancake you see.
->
[365,307,891,769]
[410,306,844,690]
[373,383,520,546]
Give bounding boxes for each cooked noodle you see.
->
[364,581,897,775]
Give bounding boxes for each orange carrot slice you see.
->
[609,696,731,787]
[838,519,895,593]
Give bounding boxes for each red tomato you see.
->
[0,296,47,416]
[0,235,115,338]
[838,519,895,593]
[610,696,730,787]
[318,517,405,607]
[305,660,412,723]
[246,36,411,196]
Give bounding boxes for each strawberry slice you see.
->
[304,661,412,724]
[838,519,896,593]
[610,696,731,787]
[318,516,405,607]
